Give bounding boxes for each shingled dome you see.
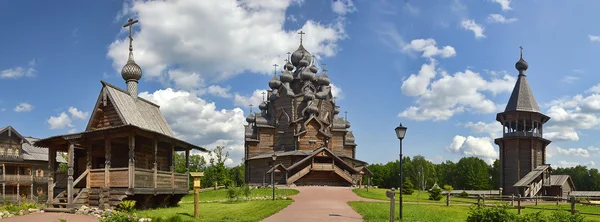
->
[504,54,540,113]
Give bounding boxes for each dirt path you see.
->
[263,186,369,222]
[0,212,98,222]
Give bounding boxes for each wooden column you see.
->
[48,147,56,205]
[16,183,19,203]
[128,135,135,189]
[171,145,175,188]
[30,169,34,200]
[105,136,111,187]
[154,139,158,189]
[2,164,4,203]
[86,141,92,188]
[67,142,75,205]
[185,148,190,189]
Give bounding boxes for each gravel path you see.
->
[0,212,98,222]
[262,186,369,222]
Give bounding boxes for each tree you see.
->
[203,146,231,188]
[455,157,490,190]
[489,159,500,189]
[57,152,68,173]
[428,183,442,201]
[402,180,414,195]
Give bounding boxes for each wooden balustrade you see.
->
[87,168,188,190]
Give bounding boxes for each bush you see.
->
[443,185,453,192]
[227,186,240,201]
[459,191,469,197]
[428,183,443,201]
[241,184,251,199]
[401,180,414,195]
[100,211,139,222]
[466,204,518,222]
[118,200,136,212]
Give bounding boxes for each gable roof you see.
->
[504,74,541,113]
[22,137,66,163]
[86,81,175,137]
[548,175,575,190]
[286,147,359,173]
[514,165,551,187]
[0,126,30,144]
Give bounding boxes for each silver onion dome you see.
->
[121,52,142,81]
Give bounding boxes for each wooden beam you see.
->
[154,138,158,189]
[171,144,175,188]
[67,142,75,205]
[47,147,55,205]
[86,140,92,188]
[105,135,111,187]
[128,134,135,189]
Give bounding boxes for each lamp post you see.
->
[395,123,407,220]
[272,153,277,200]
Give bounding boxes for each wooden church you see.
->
[244,32,371,187]
[494,48,574,197]
[34,18,206,210]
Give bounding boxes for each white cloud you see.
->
[14,102,34,112]
[68,106,89,120]
[555,146,590,158]
[1,59,36,79]
[461,121,502,138]
[330,84,343,100]
[561,75,579,84]
[588,146,600,151]
[233,89,269,109]
[492,0,512,11]
[139,88,246,166]
[585,161,596,167]
[107,0,352,86]
[446,135,498,164]
[544,127,579,141]
[556,160,579,168]
[206,85,233,98]
[0,108,5,112]
[487,14,517,24]
[68,128,77,134]
[402,39,456,59]
[48,112,73,129]
[461,19,486,39]
[588,35,600,43]
[331,0,356,15]
[399,60,515,121]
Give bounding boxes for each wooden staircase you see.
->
[45,188,89,213]
[333,165,356,184]
[286,165,311,185]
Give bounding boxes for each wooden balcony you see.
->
[311,163,334,171]
[88,168,188,194]
[1,174,33,184]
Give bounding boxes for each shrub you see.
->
[428,183,443,201]
[100,211,139,222]
[549,209,585,222]
[227,186,240,201]
[443,185,453,192]
[118,200,137,212]
[241,184,251,199]
[459,191,469,197]
[466,204,518,222]
[401,180,414,195]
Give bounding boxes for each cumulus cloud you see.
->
[107,0,352,87]
[14,102,34,112]
[461,121,502,138]
[556,160,579,168]
[544,127,579,141]
[399,60,515,121]
[68,106,89,120]
[233,89,269,109]
[331,0,356,15]
[588,35,600,43]
[487,14,517,24]
[561,75,579,84]
[139,88,246,166]
[1,59,36,79]
[492,0,512,11]
[48,112,73,129]
[402,39,456,59]
[554,146,590,158]
[585,161,596,167]
[461,19,486,39]
[446,135,498,164]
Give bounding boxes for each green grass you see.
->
[180,188,299,202]
[349,201,600,222]
[353,188,479,204]
[137,200,293,222]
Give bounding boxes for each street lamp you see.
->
[272,153,277,200]
[395,123,407,220]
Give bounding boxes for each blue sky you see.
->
[1,0,600,168]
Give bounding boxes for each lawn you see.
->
[180,188,299,202]
[349,201,600,222]
[137,200,293,222]
[353,188,479,204]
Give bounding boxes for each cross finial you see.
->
[262,91,266,101]
[519,46,523,59]
[273,64,278,76]
[344,111,348,121]
[123,18,139,52]
[249,104,253,113]
[298,30,305,44]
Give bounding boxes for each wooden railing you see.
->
[108,168,128,187]
[312,163,334,171]
[174,173,188,189]
[2,174,32,183]
[88,168,188,190]
[287,165,311,185]
[89,169,105,187]
[333,165,355,184]
[134,168,154,188]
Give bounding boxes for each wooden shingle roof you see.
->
[504,74,541,113]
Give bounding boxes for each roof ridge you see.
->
[504,74,541,113]
[100,80,161,108]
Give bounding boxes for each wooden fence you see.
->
[445,193,600,217]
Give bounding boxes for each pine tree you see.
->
[429,182,442,201]
[402,179,414,195]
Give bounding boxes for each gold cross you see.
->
[123,18,139,52]
[273,64,278,76]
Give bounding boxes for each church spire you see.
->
[120,18,142,98]
[504,46,540,113]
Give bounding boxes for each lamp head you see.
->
[395,123,407,140]
[271,153,277,161]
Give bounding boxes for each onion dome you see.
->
[291,44,312,67]
[269,76,282,89]
[318,73,330,85]
[259,101,268,111]
[280,70,293,82]
[122,52,143,81]
[515,46,528,73]
[246,113,255,123]
[300,68,315,81]
[309,63,318,74]
[304,91,315,101]
[256,115,269,125]
[284,59,294,71]
[269,89,279,101]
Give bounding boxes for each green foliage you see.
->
[0,201,43,213]
[118,200,137,212]
[402,180,414,195]
[553,166,600,191]
[100,211,139,222]
[59,219,67,222]
[226,186,240,201]
[58,152,69,173]
[456,157,491,190]
[241,184,251,199]
[428,183,443,201]
[443,184,453,192]
[489,159,500,189]
[37,194,47,204]
[466,204,519,222]
[459,191,469,197]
